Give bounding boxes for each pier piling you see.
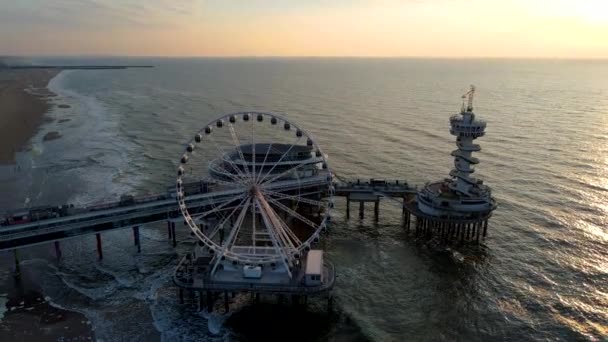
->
[359,202,364,219]
[167,221,172,239]
[374,200,379,221]
[346,195,350,219]
[171,222,177,247]
[54,241,62,261]
[95,233,103,260]
[13,249,20,278]
[133,226,141,253]
[206,291,213,312]
[483,220,488,237]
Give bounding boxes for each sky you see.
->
[1,0,607,58]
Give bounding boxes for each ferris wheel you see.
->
[176,112,333,277]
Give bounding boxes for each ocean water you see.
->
[0,58,607,341]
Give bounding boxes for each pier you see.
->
[0,177,492,254]
[1,103,497,313]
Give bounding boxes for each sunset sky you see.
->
[1,0,607,58]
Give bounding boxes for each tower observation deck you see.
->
[403,86,497,243]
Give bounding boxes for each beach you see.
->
[0,69,59,164]
[0,265,95,342]
[0,68,96,341]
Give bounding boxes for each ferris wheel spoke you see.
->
[207,132,250,182]
[254,197,295,277]
[254,193,300,251]
[192,193,247,220]
[207,196,249,240]
[203,174,243,187]
[260,158,314,186]
[261,203,298,251]
[264,196,320,230]
[258,136,302,183]
[228,123,253,181]
[208,160,244,184]
[210,197,251,275]
[223,197,251,249]
[270,205,303,247]
[251,117,257,183]
[262,190,326,207]
[255,143,274,184]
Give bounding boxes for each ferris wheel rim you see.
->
[176,111,334,265]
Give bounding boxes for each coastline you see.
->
[0,69,60,164]
[0,267,95,341]
[0,68,97,340]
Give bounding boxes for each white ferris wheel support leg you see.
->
[253,189,302,252]
[254,197,293,278]
[206,196,249,241]
[210,197,252,276]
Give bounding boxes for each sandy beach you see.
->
[0,68,97,340]
[0,266,95,342]
[0,69,59,164]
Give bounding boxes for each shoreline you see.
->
[0,69,61,164]
[0,263,95,341]
[0,68,98,340]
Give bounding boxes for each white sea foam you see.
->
[44,70,142,205]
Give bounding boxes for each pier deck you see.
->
[0,178,414,251]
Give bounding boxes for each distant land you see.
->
[7,65,154,70]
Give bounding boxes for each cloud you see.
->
[0,0,201,32]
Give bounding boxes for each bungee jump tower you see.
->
[403,86,497,243]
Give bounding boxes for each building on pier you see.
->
[404,86,497,243]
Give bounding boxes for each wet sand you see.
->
[0,69,59,164]
[0,267,95,342]
[0,69,96,340]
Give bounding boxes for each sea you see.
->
[0,58,606,341]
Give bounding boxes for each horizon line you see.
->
[2,54,608,60]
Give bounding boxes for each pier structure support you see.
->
[54,241,62,261]
[13,249,21,278]
[167,221,172,240]
[346,195,350,219]
[133,226,141,253]
[402,203,491,245]
[198,291,204,311]
[95,233,103,260]
[359,201,364,219]
[171,222,177,247]
[374,200,380,221]
[206,291,213,312]
[403,212,411,231]
[179,288,184,304]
